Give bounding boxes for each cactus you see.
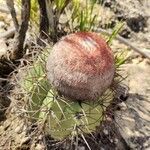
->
[23,61,114,139]
[38,89,114,139]
[22,32,120,140]
[23,55,51,119]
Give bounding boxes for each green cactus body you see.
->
[21,37,117,140]
[22,54,114,140]
[39,92,106,140]
[23,61,50,119]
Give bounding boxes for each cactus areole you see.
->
[46,32,115,101]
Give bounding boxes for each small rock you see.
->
[103,129,109,135]
[0,21,5,28]
[14,122,25,133]
[114,138,119,144]
[20,137,31,145]
[117,102,127,111]
[35,144,45,150]
[0,39,7,58]
[78,146,85,150]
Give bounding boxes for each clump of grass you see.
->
[70,0,98,31]
[45,0,99,37]
[16,0,99,37]
[16,0,39,25]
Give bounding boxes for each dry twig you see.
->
[6,0,19,31]
[10,0,31,60]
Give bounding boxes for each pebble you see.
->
[117,102,127,111]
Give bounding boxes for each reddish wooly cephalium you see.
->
[46,32,115,101]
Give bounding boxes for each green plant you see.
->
[16,0,126,146]
[20,44,114,139]
[16,0,39,25]
[63,0,98,32]
[107,22,124,44]
[16,0,99,40]
[23,67,114,140]
[20,35,125,142]
[71,0,98,31]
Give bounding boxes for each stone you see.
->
[115,62,150,149]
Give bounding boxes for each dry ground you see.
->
[0,0,150,150]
